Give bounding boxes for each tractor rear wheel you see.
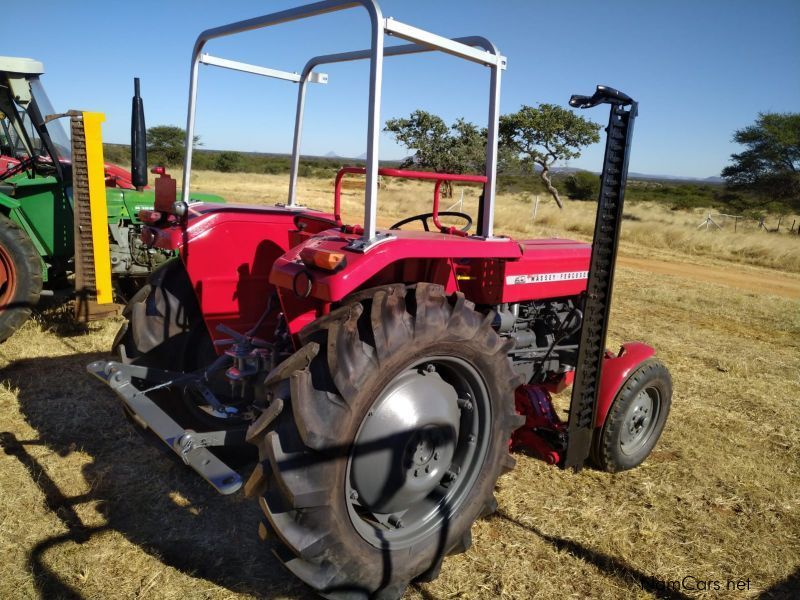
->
[112,258,240,428]
[591,358,672,472]
[113,258,198,367]
[0,213,42,343]
[246,283,523,598]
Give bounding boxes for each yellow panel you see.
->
[82,112,113,304]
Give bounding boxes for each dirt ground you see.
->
[617,256,800,300]
[1,180,799,599]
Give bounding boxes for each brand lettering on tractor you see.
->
[506,270,589,285]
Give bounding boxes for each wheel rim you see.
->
[0,242,17,309]
[346,355,491,549]
[619,386,661,455]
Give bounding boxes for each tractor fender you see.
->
[0,193,21,211]
[0,204,48,259]
[269,230,523,303]
[595,341,656,427]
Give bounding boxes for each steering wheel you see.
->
[389,210,472,233]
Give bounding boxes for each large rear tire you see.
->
[112,258,239,428]
[246,283,523,599]
[112,257,199,367]
[0,213,42,343]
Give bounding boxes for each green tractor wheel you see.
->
[0,213,42,342]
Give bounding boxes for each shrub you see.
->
[214,151,244,173]
[564,170,600,200]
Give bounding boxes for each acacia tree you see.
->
[499,104,600,208]
[146,125,201,167]
[721,112,800,210]
[384,110,486,197]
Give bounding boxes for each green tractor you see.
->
[0,56,222,342]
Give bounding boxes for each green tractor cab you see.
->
[0,56,223,341]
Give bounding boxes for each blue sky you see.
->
[6,0,798,178]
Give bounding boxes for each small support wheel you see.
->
[591,358,672,472]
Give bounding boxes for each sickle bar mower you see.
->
[87,1,672,597]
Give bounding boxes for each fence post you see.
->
[531,194,540,223]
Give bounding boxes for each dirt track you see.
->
[618,255,800,299]
[370,214,800,300]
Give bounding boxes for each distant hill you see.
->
[324,150,369,161]
[106,142,721,182]
[551,166,723,184]
[627,171,723,184]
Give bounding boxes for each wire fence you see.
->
[697,213,800,234]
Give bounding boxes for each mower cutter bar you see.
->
[564,87,638,470]
[87,360,244,495]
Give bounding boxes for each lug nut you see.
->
[442,469,459,487]
[424,363,436,373]
[349,490,359,501]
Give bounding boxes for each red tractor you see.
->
[89,2,672,597]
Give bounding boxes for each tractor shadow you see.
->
[2,351,316,600]
[491,511,694,600]
[758,567,800,600]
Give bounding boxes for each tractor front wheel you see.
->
[246,283,523,598]
[0,214,42,343]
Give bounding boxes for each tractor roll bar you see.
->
[288,34,503,219]
[182,0,506,246]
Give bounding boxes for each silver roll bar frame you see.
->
[181,0,506,246]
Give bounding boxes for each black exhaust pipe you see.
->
[131,77,147,191]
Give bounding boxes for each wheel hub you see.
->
[346,355,492,550]
[620,388,658,453]
[350,367,459,514]
[409,431,434,465]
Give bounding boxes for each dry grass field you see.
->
[1,170,799,599]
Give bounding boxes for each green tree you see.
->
[215,150,244,173]
[500,104,601,208]
[721,112,800,210]
[146,125,200,167]
[564,170,600,200]
[384,110,487,197]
